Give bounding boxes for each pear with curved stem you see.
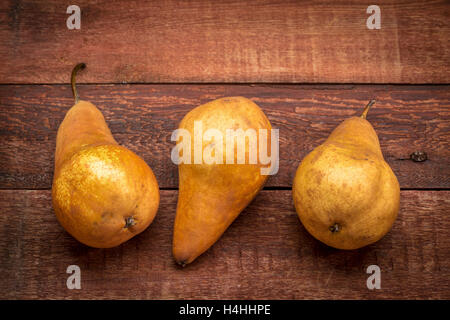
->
[52,63,160,248]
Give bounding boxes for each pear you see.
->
[172,97,273,266]
[293,101,400,249]
[52,63,159,248]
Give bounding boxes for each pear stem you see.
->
[71,63,86,104]
[361,99,376,119]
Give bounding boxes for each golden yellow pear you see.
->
[52,63,160,248]
[293,101,400,249]
[172,97,274,266]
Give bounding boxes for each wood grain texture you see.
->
[1,84,449,189]
[0,0,449,84]
[0,189,448,299]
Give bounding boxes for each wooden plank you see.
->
[0,0,449,84]
[0,189,448,299]
[1,84,449,189]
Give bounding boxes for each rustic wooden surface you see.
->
[0,0,449,300]
[0,0,449,83]
[0,190,448,299]
[1,84,449,190]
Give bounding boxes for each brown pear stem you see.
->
[71,63,86,104]
[361,99,376,119]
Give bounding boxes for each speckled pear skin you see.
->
[293,106,400,250]
[173,97,272,266]
[52,100,159,248]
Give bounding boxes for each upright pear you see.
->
[52,63,159,248]
[172,97,274,266]
[293,101,400,249]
